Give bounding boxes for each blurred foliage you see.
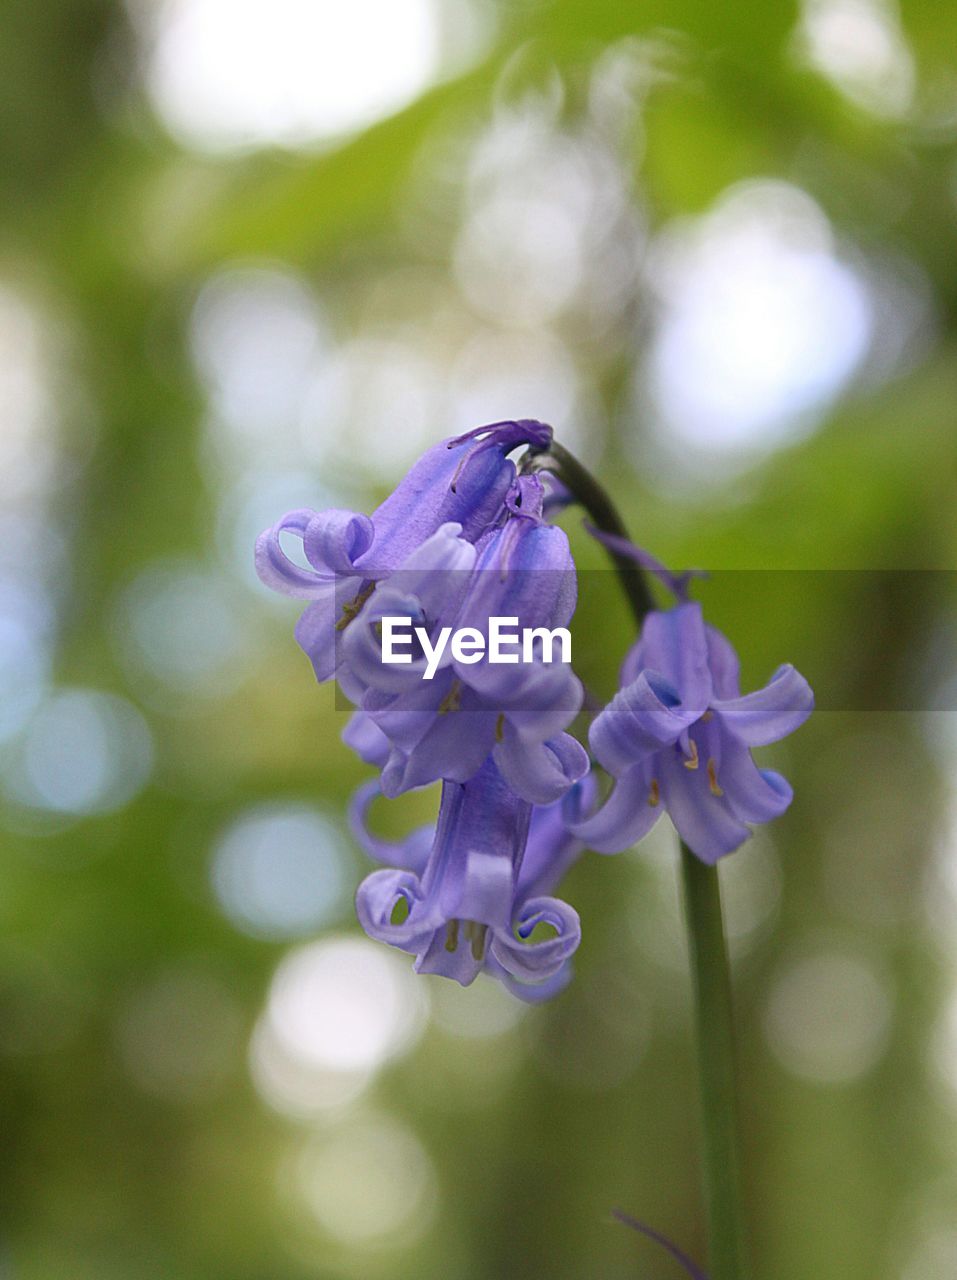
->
[1,1,957,1279]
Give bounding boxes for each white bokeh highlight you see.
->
[211,802,348,940]
[764,948,892,1084]
[0,287,60,748]
[251,936,428,1118]
[645,180,872,470]
[5,689,154,817]
[192,266,328,449]
[292,1112,437,1246]
[144,0,443,152]
[114,558,249,701]
[795,0,915,119]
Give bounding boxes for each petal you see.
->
[636,604,713,715]
[588,670,694,774]
[255,509,337,598]
[486,955,575,1002]
[445,847,518,931]
[619,635,645,688]
[340,586,431,694]
[658,749,751,864]
[415,927,485,986]
[705,623,741,700]
[462,521,578,632]
[568,761,663,853]
[362,673,454,753]
[516,777,594,901]
[380,708,497,795]
[348,780,433,875]
[481,662,583,742]
[361,437,515,573]
[293,586,353,682]
[490,894,581,983]
[386,522,476,620]
[493,730,588,806]
[302,509,375,575]
[712,664,814,746]
[716,742,794,824]
[341,710,390,767]
[507,473,546,520]
[449,418,552,453]
[354,868,436,951]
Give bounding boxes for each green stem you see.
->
[680,847,751,1280]
[541,438,750,1280]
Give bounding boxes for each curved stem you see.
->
[542,439,750,1280]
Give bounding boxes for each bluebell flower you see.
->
[254,420,552,682]
[343,476,587,803]
[572,602,813,863]
[353,760,589,998]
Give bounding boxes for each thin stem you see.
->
[681,849,751,1280]
[543,438,749,1280]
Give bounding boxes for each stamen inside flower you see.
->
[683,739,700,770]
[648,778,660,807]
[495,712,506,743]
[445,919,460,952]
[334,582,375,631]
[439,681,463,714]
[707,758,724,797]
[464,920,488,961]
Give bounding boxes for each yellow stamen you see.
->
[445,919,460,953]
[707,758,724,797]
[334,582,375,631]
[465,921,488,961]
[438,681,463,715]
[683,739,699,770]
[495,712,506,743]
[648,778,660,807]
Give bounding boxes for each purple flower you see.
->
[341,709,391,768]
[572,602,813,863]
[254,420,551,682]
[344,476,587,803]
[353,760,588,999]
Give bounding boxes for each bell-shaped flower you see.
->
[343,477,587,804]
[572,602,813,863]
[354,760,586,999]
[254,421,551,681]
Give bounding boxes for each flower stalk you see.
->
[538,440,751,1280]
[681,847,750,1280]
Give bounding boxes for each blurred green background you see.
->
[2,1,957,1277]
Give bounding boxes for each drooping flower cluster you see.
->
[257,420,813,997]
[257,421,589,997]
